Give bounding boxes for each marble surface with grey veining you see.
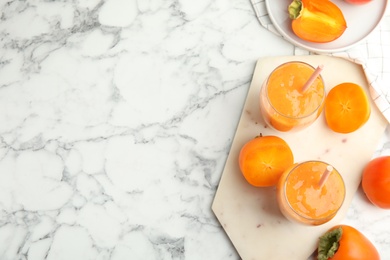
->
[0,0,389,259]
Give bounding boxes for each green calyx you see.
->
[288,0,303,19]
[317,227,342,260]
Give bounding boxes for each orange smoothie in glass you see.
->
[260,61,325,132]
[276,161,345,226]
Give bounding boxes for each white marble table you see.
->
[0,1,389,259]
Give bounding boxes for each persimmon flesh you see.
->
[239,135,294,187]
[325,82,370,133]
[289,0,347,43]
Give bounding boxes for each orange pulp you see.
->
[260,62,325,131]
[276,161,345,225]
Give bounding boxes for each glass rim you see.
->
[265,61,325,120]
[283,160,346,222]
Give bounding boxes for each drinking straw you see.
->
[318,165,333,189]
[301,65,324,92]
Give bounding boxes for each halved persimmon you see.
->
[325,82,371,133]
[289,0,347,43]
[238,135,294,187]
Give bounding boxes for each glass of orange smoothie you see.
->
[276,161,345,226]
[259,61,325,132]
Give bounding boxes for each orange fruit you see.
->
[362,156,390,209]
[238,135,294,187]
[325,82,371,133]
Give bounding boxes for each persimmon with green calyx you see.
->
[317,225,380,260]
[238,134,294,187]
[288,0,347,43]
[362,156,390,209]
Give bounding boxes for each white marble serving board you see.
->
[212,55,387,260]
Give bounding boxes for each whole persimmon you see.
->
[362,156,390,209]
[325,82,371,133]
[317,225,380,260]
[238,135,294,187]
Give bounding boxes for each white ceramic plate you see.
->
[265,0,388,53]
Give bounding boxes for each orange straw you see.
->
[301,64,324,92]
[318,165,333,189]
